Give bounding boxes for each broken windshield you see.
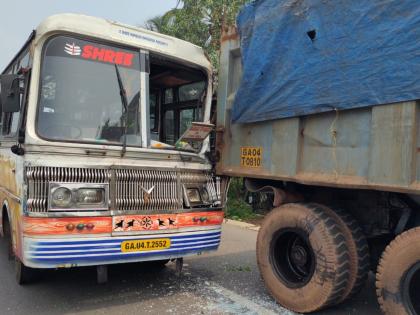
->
[37,35,141,146]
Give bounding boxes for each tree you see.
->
[145,0,250,69]
[144,9,178,33]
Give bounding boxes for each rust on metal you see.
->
[221,26,239,43]
[222,166,420,195]
[244,178,303,207]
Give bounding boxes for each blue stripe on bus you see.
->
[30,241,221,257]
[31,236,221,252]
[29,245,220,264]
[34,231,221,246]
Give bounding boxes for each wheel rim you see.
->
[270,229,316,288]
[402,262,420,315]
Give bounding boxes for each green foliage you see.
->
[144,0,250,69]
[225,178,256,220]
[226,198,256,221]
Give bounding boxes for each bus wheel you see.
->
[319,205,370,303]
[2,216,13,260]
[256,203,351,313]
[4,217,36,284]
[15,258,36,285]
[376,227,420,315]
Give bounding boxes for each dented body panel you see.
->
[217,27,420,195]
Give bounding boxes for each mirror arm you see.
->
[18,129,25,144]
[17,69,31,145]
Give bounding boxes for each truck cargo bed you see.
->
[216,28,420,195]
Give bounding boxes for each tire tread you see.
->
[376,227,420,315]
[326,206,370,300]
[307,204,351,307]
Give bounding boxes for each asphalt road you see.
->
[0,223,382,315]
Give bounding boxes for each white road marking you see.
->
[204,280,297,315]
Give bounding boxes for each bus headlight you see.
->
[186,188,201,203]
[49,183,109,210]
[200,187,210,203]
[183,185,212,207]
[51,187,72,208]
[76,188,105,205]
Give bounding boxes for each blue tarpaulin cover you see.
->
[231,0,420,123]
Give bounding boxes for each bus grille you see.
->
[26,167,220,214]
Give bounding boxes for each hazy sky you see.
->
[0,0,178,70]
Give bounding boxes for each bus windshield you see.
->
[37,35,142,146]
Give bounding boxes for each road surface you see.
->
[0,222,381,315]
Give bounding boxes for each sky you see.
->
[0,0,178,70]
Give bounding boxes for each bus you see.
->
[0,14,225,284]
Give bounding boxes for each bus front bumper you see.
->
[23,228,221,269]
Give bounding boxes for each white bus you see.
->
[0,14,224,284]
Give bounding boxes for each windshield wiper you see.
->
[114,64,129,157]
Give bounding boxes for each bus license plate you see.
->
[121,239,171,252]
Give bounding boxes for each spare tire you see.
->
[256,203,350,313]
[376,227,420,315]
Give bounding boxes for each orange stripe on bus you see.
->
[23,217,112,236]
[23,211,224,235]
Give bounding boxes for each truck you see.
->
[216,1,420,314]
[0,14,225,284]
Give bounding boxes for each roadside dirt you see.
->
[243,215,265,226]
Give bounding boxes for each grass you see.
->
[225,178,257,221]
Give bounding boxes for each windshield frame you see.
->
[33,33,212,154]
[35,33,144,148]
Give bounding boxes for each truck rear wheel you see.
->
[256,203,350,313]
[376,227,420,315]
[319,206,370,302]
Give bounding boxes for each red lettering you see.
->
[92,47,105,61]
[81,45,133,67]
[82,45,93,58]
[123,53,133,66]
[114,52,125,65]
[103,50,115,63]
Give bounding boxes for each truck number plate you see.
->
[240,147,263,168]
[121,238,171,252]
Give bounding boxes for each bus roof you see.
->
[34,13,211,70]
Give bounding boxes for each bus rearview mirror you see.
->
[0,74,21,113]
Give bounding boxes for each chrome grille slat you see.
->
[25,167,220,213]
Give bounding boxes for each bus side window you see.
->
[20,53,30,69]
[180,108,194,135]
[164,88,173,104]
[150,90,160,141]
[164,110,175,145]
